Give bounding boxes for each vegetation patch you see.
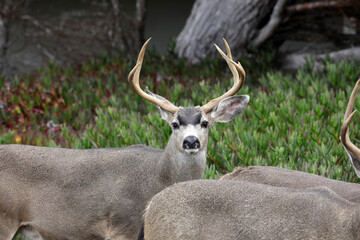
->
[1,52,360,181]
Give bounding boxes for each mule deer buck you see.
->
[141,80,360,240]
[0,38,249,240]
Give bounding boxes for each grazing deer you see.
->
[141,80,360,240]
[0,38,249,240]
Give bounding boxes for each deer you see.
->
[141,79,360,240]
[0,38,249,240]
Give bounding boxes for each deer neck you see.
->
[158,134,207,185]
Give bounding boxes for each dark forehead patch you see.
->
[177,107,202,126]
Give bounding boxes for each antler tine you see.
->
[201,39,246,113]
[128,38,179,113]
[223,37,232,60]
[223,38,245,89]
[224,39,245,90]
[340,79,360,157]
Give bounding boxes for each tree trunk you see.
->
[109,0,142,54]
[175,0,278,64]
[0,1,10,75]
[136,0,147,45]
[0,17,6,75]
[0,1,146,76]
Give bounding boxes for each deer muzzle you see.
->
[183,136,200,153]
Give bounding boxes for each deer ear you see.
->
[208,95,249,123]
[147,89,176,123]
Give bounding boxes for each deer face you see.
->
[170,107,209,154]
[155,95,249,155]
[128,38,249,155]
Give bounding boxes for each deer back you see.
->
[0,144,168,239]
[143,179,360,240]
[220,166,360,203]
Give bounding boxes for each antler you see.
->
[340,79,360,157]
[128,38,179,114]
[201,39,246,113]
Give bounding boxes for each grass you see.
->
[1,49,360,183]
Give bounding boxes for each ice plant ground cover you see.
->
[1,48,360,181]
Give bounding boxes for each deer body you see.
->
[221,166,360,203]
[0,39,249,240]
[141,80,360,240]
[0,144,204,240]
[144,180,360,240]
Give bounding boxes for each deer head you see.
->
[128,38,249,155]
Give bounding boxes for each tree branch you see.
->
[282,47,360,71]
[252,0,288,48]
[0,0,11,75]
[136,0,146,45]
[287,0,352,12]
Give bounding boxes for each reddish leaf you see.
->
[32,108,44,114]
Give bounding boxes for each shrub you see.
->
[1,52,360,181]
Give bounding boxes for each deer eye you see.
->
[171,122,179,129]
[201,121,209,128]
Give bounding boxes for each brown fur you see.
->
[0,144,204,239]
[220,166,360,203]
[144,180,360,240]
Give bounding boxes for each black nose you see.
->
[183,136,200,149]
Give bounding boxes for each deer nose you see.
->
[183,136,200,150]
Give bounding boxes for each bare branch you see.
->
[136,0,146,44]
[287,0,352,12]
[281,47,360,71]
[0,1,11,75]
[252,0,288,48]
